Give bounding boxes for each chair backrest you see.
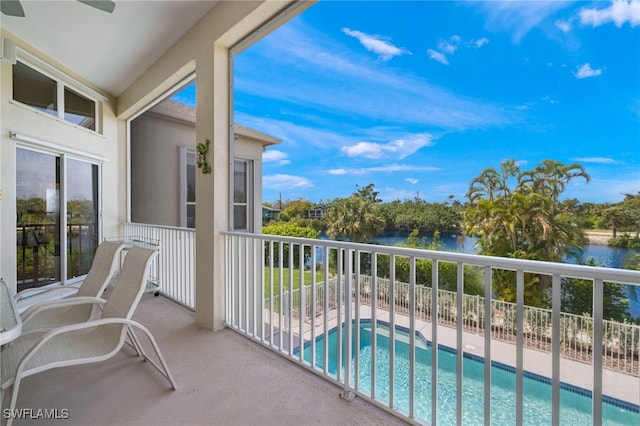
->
[76,241,125,299]
[101,246,157,321]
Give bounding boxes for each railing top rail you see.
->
[223,231,640,285]
[126,222,196,233]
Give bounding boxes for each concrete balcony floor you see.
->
[6,294,406,426]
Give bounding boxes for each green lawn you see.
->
[263,267,325,299]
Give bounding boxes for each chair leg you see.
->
[5,377,22,426]
[130,323,177,390]
[126,327,144,357]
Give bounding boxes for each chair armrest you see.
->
[11,317,134,380]
[20,317,137,349]
[21,296,107,324]
[16,285,81,305]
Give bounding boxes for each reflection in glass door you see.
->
[66,158,99,279]
[16,149,61,290]
[16,148,100,291]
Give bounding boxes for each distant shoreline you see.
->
[585,230,613,246]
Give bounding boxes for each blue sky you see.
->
[213,1,639,204]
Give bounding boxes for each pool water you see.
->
[299,320,639,425]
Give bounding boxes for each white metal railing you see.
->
[123,223,195,309]
[269,277,640,376]
[224,232,640,426]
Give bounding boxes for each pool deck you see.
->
[289,305,640,407]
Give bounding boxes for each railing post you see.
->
[516,270,524,426]
[593,278,604,426]
[431,259,439,426]
[341,248,355,400]
[551,274,561,426]
[476,294,480,335]
[456,263,464,426]
[409,256,416,420]
[483,266,492,426]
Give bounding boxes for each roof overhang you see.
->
[1,0,218,97]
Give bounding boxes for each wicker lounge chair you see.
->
[1,246,176,425]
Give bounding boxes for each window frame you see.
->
[14,135,104,290]
[11,51,104,133]
[232,158,253,232]
[179,146,197,228]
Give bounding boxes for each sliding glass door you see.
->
[16,148,100,291]
[66,158,99,279]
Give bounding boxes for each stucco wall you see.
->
[0,31,121,289]
[129,100,279,231]
[130,109,192,227]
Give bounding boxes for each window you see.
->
[233,160,253,231]
[180,149,196,228]
[64,87,96,130]
[12,60,97,131]
[13,61,57,118]
[180,150,253,231]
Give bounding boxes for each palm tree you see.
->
[519,160,590,202]
[467,159,520,204]
[325,195,384,243]
[463,160,590,306]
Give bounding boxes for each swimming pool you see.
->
[298,320,639,425]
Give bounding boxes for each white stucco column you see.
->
[194,44,230,330]
[117,0,313,331]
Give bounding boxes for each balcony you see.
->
[221,231,640,425]
[7,293,403,425]
[8,223,640,425]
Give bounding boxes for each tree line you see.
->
[265,172,640,250]
[263,160,640,321]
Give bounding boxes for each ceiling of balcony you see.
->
[1,0,218,96]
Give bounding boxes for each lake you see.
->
[373,232,640,318]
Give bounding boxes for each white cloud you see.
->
[341,134,433,160]
[405,178,419,185]
[580,0,640,28]
[438,37,459,55]
[574,63,603,79]
[263,174,314,190]
[235,19,511,132]
[263,150,290,165]
[342,28,410,61]
[427,49,449,65]
[477,1,572,42]
[555,19,573,33]
[564,174,640,203]
[379,188,420,202]
[429,35,487,65]
[328,169,347,175]
[328,163,440,176]
[235,113,354,151]
[572,157,618,164]
[472,37,490,48]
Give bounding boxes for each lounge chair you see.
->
[1,246,176,425]
[17,240,125,335]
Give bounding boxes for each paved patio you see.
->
[2,295,405,426]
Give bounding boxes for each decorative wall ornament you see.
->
[196,139,212,174]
